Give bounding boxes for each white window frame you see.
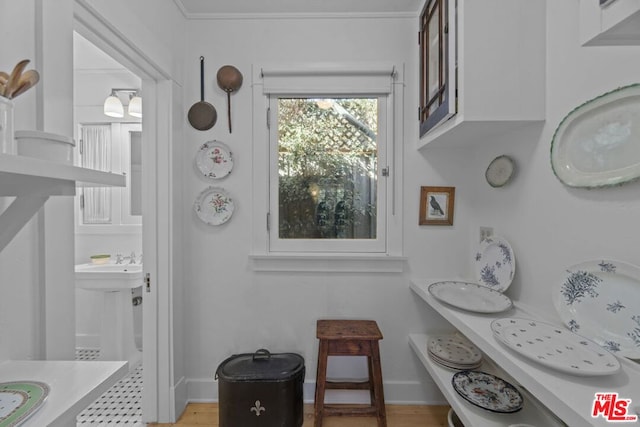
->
[250,63,405,271]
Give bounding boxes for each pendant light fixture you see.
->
[103,89,142,118]
[104,90,124,118]
[128,94,142,118]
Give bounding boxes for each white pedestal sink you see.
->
[75,263,143,370]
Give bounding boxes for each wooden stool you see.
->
[314,319,386,427]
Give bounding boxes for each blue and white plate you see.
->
[552,259,640,359]
[0,381,49,427]
[474,235,515,292]
[451,370,523,413]
[491,318,620,376]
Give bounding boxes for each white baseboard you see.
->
[185,378,446,405]
[171,376,188,423]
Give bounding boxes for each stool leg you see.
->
[370,341,387,427]
[314,339,329,427]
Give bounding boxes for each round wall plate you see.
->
[486,155,515,187]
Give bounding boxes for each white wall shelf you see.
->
[410,278,640,427]
[580,0,640,46]
[0,154,125,252]
[408,333,565,427]
[418,0,546,149]
[0,359,127,427]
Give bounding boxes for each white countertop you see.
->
[0,359,127,427]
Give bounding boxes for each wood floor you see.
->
[148,403,451,426]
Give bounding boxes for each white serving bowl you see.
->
[15,130,75,164]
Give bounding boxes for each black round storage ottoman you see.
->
[215,349,305,427]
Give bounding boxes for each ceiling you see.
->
[174,0,423,16]
[74,32,126,71]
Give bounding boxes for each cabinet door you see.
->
[419,0,457,137]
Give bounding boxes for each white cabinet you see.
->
[580,0,640,46]
[418,0,546,148]
[409,279,640,426]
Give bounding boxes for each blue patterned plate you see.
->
[474,235,515,292]
[451,370,523,413]
[491,318,620,376]
[552,260,640,359]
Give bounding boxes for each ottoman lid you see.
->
[216,349,304,382]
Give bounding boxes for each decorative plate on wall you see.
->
[195,140,233,179]
[552,259,640,359]
[491,318,620,376]
[193,187,234,225]
[485,155,515,187]
[551,83,640,188]
[474,235,516,292]
[0,381,49,427]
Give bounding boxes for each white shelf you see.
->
[0,359,127,427]
[0,153,125,252]
[408,333,565,427]
[410,278,640,427]
[0,154,125,193]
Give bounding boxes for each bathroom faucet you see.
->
[115,252,138,264]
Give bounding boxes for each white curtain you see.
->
[81,125,112,224]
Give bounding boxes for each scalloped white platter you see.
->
[491,318,620,376]
[474,235,516,292]
[552,259,640,359]
[428,281,513,313]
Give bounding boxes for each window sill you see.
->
[249,254,407,273]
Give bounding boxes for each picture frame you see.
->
[419,186,455,225]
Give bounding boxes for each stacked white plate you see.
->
[427,334,483,370]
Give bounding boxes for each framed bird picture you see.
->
[419,186,455,225]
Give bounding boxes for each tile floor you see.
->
[75,349,143,427]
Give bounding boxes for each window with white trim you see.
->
[254,64,401,255]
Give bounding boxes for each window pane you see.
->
[81,125,112,224]
[277,98,378,240]
[427,3,440,101]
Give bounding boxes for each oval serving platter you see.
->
[491,318,620,376]
[552,259,640,359]
[551,83,640,188]
[451,370,523,413]
[428,281,513,313]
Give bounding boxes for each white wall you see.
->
[181,16,460,404]
[460,1,640,320]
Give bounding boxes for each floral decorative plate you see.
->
[451,370,523,413]
[195,140,233,179]
[552,259,640,359]
[193,187,234,225]
[490,318,620,376]
[474,235,516,292]
[428,281,513,313]
[0,381,49,427]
